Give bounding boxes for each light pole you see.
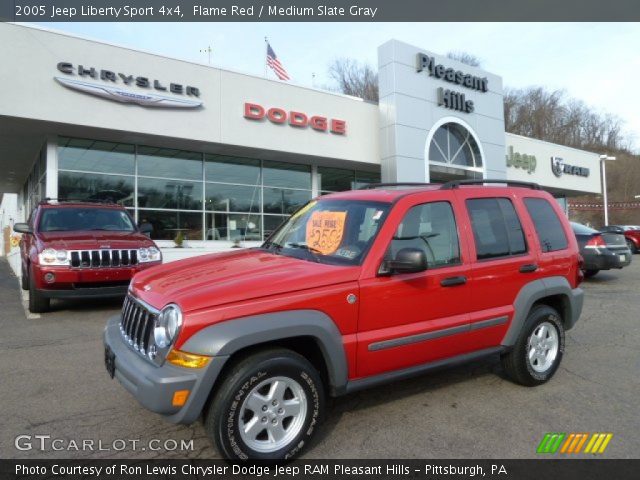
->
[600,155,616,226]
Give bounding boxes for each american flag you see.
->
[266,43,290,81]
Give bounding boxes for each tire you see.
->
[21,264,29,291]
[501,305,564,386]
[28,272,50,313]
[205,348,324,460]
[626,239,636,254]
[584,269,599,278]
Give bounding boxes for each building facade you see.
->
[0,24,603,265]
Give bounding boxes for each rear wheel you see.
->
[501,305,564,386]
[584,269,599,278]
[205,348,324,460]
[626,239,636,254]
[28,272,50,313]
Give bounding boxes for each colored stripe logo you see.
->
[537,433,613,454]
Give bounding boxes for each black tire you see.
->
[626,239,636,254]
[28,272,50,313]
[205,348,324,460]
[584,269,599,278]
[21,264,29,291]
[501,305,564,386]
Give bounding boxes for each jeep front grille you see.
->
[120,295,156,357]
[70,249,138,268]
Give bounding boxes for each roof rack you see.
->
[358,182,435,190]
[439,179,541,190]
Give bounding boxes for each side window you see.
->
[523,197,569,252]
[388,201,461,268]
[466,198,527,260]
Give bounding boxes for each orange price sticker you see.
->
[305,211,347,255]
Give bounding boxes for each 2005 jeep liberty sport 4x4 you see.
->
[104,180,584,460]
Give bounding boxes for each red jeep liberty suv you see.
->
[103,180,584,460]
[14,200,162,313]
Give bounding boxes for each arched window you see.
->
[428,122,482,170]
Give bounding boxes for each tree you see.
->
[446,51,482,67]
[328,58,379,102]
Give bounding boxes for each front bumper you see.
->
[582,248,632,271]
[103,315,229,424]
[33,263,157,298]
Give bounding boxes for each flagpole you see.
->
[264,36,268,78]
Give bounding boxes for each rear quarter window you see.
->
[466,197,527,260]
[524,198,569,252]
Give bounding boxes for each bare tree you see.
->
[328,58,379,103]
[446,51,482,67]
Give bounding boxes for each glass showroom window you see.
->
[428,123,483,171]
[57,137,135,205]
[262,160,312,237]
[137,146,204,240]
[205,155,262,241]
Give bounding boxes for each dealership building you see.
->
[0,23,603,270]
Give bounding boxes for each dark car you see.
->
[599,225,640,254]
[571,222,632,277]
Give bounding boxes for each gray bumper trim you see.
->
[103,315,228,424]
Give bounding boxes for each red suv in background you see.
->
[14,200,162,313]
[104,180,584,460]
[599,225,640,254]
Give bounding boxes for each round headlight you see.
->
[56,250,68,262]
[139,248,149,260]
[41,248,57,263]
[153,304,182,349]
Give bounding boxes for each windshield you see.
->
[39,208,136,232]
[263,199,390,265]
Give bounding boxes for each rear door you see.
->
[456,189,538,350]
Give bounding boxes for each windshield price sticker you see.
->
[306,211,347,255]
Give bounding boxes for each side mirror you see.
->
[13,223,32,234]
[139,223,153,234]
[384,248,428,274]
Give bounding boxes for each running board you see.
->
[341,346,506,395]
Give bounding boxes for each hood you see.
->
[37,231,155,250]
[131,248,361,312]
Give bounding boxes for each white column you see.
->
[311,165,319,197]
[45,135,58,199]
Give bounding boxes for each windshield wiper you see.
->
[286,242,323,254]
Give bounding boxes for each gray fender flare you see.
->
[502,276,583,346]
[181,309,349,393]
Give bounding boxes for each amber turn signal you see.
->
[166,349,211,369]
[172,389,190,407]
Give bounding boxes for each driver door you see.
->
[356,194,473,378]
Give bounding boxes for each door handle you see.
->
[519,263,538,273]
[440,276,467,287]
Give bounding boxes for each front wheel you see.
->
[584,269,599,278]
[501,305,564,386]
[21,264,29,291]
[28,272,50,313]
[205,348,325,460]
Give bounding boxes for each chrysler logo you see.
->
[55,62,202,109]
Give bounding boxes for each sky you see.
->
[33,22,640,147]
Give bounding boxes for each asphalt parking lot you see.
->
[0,258,638,460]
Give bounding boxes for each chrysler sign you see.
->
[55,62,202,108]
